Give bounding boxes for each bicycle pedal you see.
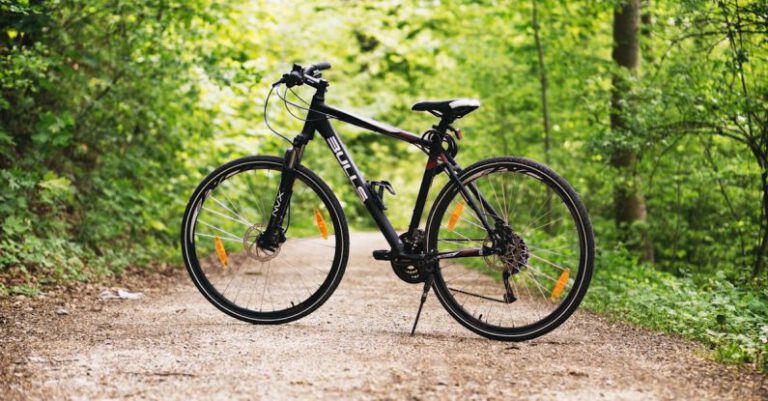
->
[372,249,393,260]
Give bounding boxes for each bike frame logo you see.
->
[326,136,368,202]
[272,191,284,216]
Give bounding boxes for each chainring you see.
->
[391,230,434,284]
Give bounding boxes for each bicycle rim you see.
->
[181,157,347,323]
[427,157,594,340]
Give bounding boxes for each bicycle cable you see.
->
[263,81,338,144]
[288,87,310,106]
[276,84,337,123]
[263,84,293,144]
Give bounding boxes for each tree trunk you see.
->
[611,0,654,263]
[531,0,553,228]
[753,171,768,278]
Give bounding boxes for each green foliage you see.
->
[585,245,768,371]
[1,0,766,372]
[0,0,222,286]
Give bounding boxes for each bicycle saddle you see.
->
[412,98,480,120]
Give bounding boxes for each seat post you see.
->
[435,116,454,134]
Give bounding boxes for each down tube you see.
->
[315,118,403,252]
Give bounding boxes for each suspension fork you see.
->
[261,136,308,248]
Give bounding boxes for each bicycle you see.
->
[180,62,595,341]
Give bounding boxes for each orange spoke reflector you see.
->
[447,200,465,231]
[550,268,570,301]
[314,208,329,239]
[214,236,229,268]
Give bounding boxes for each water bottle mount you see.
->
[368,180,396,210]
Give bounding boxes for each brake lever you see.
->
[276,64,305,88]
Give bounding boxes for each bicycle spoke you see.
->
[526,193,550,224]
[487,174,508,222]
[202,206,252,227]
[458,215,485,230]
[194,232,241,243]
[281,242,334,277]
[433,161,590,335]
[463,208,492,230]
[445,228,484,244]
[187,162,342,318]
[197,220,243,240]
[259,259,273,311]
[528,243,572,256]
[287,240,337,249]
[526,264,558,283]
[221,190,252,225]
[525,216,565,234]
[499,173,511,223]
[526,269,553,306]
[275,257,314,297]
[245,175,269,218]
[210,196,254,226]
[528,252,569,271]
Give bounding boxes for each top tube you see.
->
[315,103,427,147]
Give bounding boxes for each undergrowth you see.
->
[583,246,768,372]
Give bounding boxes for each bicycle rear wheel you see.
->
[181,156,349,324]
[426,157,594,341]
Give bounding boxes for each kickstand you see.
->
[410,274,434,336]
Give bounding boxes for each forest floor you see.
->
[1,232,766,401]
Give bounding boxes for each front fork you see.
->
[260,142,306,250]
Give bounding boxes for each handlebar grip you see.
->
[305,61,331,75]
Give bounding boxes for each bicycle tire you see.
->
[180,155,349,324]
[425,156,594,341]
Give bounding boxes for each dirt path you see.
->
[2,232,766,400]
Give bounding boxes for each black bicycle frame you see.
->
[265,83,502,260]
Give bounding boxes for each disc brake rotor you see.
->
[243,224,281,262]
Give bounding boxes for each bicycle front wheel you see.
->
[181,156,349,324]
[426,157,594,341]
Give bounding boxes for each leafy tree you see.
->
[610,0,654,262]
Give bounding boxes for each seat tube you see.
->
[407,138,442,236]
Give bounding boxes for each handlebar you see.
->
[275,62,332,88]
[305,61,331,76]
